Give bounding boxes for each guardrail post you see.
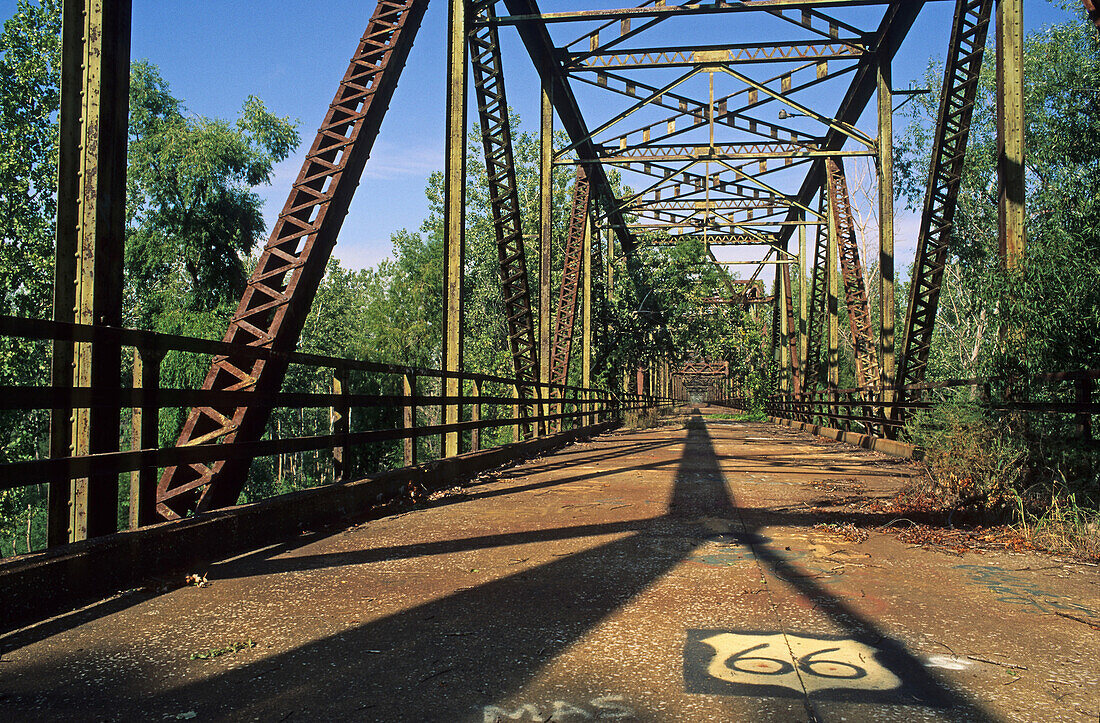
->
[551,382,561,434]
[513,384,521,442]
[1077,375,1093,440]
[403,372,417,466]
[470,378,481,452]
[330,367,350,481]
[129,347,161,529]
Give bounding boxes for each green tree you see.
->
[0,0,57,324]
[125,61,299,329]
[123,63,299,447]
[0,0,60,556]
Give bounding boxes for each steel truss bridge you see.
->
[1,0,1097,630]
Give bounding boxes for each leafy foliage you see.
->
[896,9,1100,508]
[125,61,299,327]
[0,0,60,555]
[896,9,1100,381]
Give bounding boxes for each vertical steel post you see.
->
[778,273,789,393]
[878,57,896,414]
[49,0,131,544]
[470,378,481,451]
[996,0,1025,269]
[798,220,808,392]
[332,367,350,480]
[403,373,417,466]
[130,347,160,529]
[582,212,593,425]
[606,228,615,303]
[49,0,82,546]
[539,84,553,433]
[782,263,798,394]
[442,0,467,458]
[772,279,782,387]
[827,191,841,423]
[877,58,896,437]
[512,384,521,442]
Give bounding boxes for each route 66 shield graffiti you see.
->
[684,630,901,700]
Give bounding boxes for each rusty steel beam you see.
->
[825,158,878,389]
[565,39,864,70]
[630,199,782,212]
[156,0,429,519]
[586,142,872,164]
[771,278,782,374]
[782,261,801,393]
[651,234,781,246]
[470,0,541,434]
[581,209,593,406]
[803,197,829,387]
[503,0,634,254]
[897,0,994,392]
[494,1,902,27]
[505,0,670,326]
[679,361,729,376]
[49,0,132,544]
[549,167,590,392]
[777,3,925,250]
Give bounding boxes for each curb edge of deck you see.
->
[767,416,924,461]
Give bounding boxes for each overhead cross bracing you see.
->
[492,0,924,260]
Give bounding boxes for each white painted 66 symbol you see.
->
[700,632,901,694]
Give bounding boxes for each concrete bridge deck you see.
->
[1,409,1097,721]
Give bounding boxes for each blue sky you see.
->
[1,0,1081,274]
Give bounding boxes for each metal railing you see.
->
[0,314,672,530]
[715,369,1098,442]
